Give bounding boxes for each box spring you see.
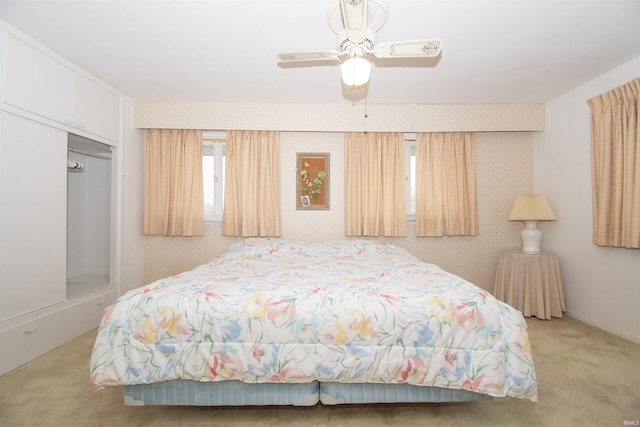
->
[319,383,495,404]
[123,380,319,406]
[123,381,493,406]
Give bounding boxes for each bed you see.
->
[89,238,537,405]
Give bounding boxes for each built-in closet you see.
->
[0,22,124,375]
[67,134,113,299]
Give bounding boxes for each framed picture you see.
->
[296,152,330,210]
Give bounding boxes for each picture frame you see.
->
[296,152,330,210]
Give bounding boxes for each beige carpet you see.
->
[1,316,638,427]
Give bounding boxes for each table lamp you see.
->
[508,194,557,252]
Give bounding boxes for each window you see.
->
[406,134,417,220]
[202,132,416,223]
[202,131,226,222]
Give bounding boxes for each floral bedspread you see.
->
[89,239,537,401]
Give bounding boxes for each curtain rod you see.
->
[68,147,111,161]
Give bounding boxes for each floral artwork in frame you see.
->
[296,153,330,210]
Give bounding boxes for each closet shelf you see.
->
[66,279,113,301]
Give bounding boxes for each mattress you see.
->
[90,238,538,404]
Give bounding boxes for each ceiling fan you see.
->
[277,0,442,87]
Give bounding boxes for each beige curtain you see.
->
[588,78,640,249]
[415,132,478,237]
[344,132,407,237]
[222,130,281,237]
[144,129,204,236]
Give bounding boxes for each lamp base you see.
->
[521,221,542,252]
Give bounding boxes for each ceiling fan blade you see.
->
[373,38,442,58]
[340,0,368,43]
[277,50,341,62]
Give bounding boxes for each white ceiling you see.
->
[1,0,639,105]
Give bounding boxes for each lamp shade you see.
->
[341,57,371,87]
[508,195,557,222]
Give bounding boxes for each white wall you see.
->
[119,96,146,294]
[534,56,640,344]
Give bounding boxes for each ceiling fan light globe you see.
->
[341,57,371,87]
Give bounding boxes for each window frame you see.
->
[405,133,416,221]
[202,131,226,223]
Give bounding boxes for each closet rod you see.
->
[68,147,111,161]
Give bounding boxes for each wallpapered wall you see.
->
[136,102,544,132]
[144,130,533,291]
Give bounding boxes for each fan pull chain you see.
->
[364,96,368,119]
[364,96,369,133]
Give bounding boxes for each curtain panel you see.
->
[222,130,281,237]
[344,132,407,237]
[144,129,204,236]
[415,132,479,237]
[588,78,640,249]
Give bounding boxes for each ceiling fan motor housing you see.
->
[337,28,376,56]
[327,0,389,34]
